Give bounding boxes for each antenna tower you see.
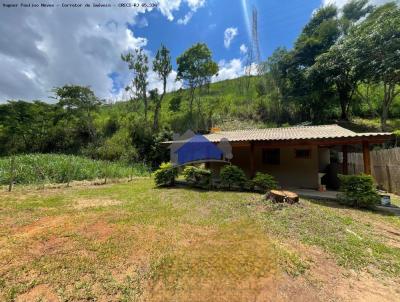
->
[244,6,261,87]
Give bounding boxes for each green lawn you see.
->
[1,178,399,301]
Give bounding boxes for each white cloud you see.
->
[176,0,205,25]
[224,27,238,49]
[212,58,259,83]
[158,0,183,21]
[158,0,205,24]
[212,58,244,82]
[240,44,248,54]
[0,0,203,102]
[186,0,206,11]
[177,11,194,25]
[148,69,183,93]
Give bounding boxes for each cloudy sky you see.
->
[0,0,391,103]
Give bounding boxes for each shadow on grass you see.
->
[153,180,262,195]
[307,198,400,217]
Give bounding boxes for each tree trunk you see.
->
[381,105,389,132]
[267,190,299,204]
[153,78,167,131]
[380,83,396,132]
[189,87,195,127]
[8,156,15,192]
[338,88,350,121]
[144,95,148,121]
[153,101,160,131]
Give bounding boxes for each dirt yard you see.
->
[0,179,399,301]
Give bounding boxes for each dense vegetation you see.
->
[0,154,148,186]
[0,0,398,169]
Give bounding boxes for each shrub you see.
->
[182,166,211,189]
[250,172,278,192]
[338,174,380,209]
[219,165,247,190]
[153,162,178,187]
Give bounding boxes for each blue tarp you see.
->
[174,135,223,165]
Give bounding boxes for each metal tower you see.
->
[245,6,261,78]
[252,7,261,64]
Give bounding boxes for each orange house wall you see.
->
[230,144,320,189]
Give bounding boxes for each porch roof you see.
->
[203,124,392,143]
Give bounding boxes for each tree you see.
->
[152,44,172,131]
[53,85,102,143]
[121,48,149,119]
[345,3,400,130]
[309,0,374,120]
[341,0,374,34]
[293,5,340,67]
[310,41,358,120]
[0,100,55,154]
[176,43,218,122]
[278,5,341,122]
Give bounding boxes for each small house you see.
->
[167,125,393,189]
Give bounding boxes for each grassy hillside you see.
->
[100,76,273,133]
[101,75,400,134]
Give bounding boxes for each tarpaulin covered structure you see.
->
[174,135,223,165]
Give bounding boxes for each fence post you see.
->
[8,156,15,192]
[386,165,392,193]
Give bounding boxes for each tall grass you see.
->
[0,154,149,186]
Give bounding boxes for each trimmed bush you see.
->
[220,165,247,190]
[338,174,380,209]
[250,172,278,192]
[153,162,178,187]
[182,166,212,189]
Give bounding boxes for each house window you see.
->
[295,149,311,159]
[262,148,280,165]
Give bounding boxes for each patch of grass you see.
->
[0,179,286,301]
[351,117,400,131]
[260,200,400,275]
[1,179,400,301]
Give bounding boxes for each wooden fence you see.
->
[340,147,400,195]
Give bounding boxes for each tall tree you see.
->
[309,0,374,120]
[341,0,374,34]
[293,5,340,67]
[345,3,400,130]
[176,43,218,123]
[122,48,149,119]
[152,44,172,131]
[0,101,55,154]
[53,85,102,143]
[282,5,341,122]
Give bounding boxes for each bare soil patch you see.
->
[286,242,400,302]
[73,198,122,209]
[16,284,59,302]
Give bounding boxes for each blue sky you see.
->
[133,0,321,67]
[3,0,386,102]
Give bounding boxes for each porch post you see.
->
[362,141,371,175]
[342,145,348,175]
[250,142,255,178]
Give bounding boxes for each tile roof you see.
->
[202,124,392,142]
